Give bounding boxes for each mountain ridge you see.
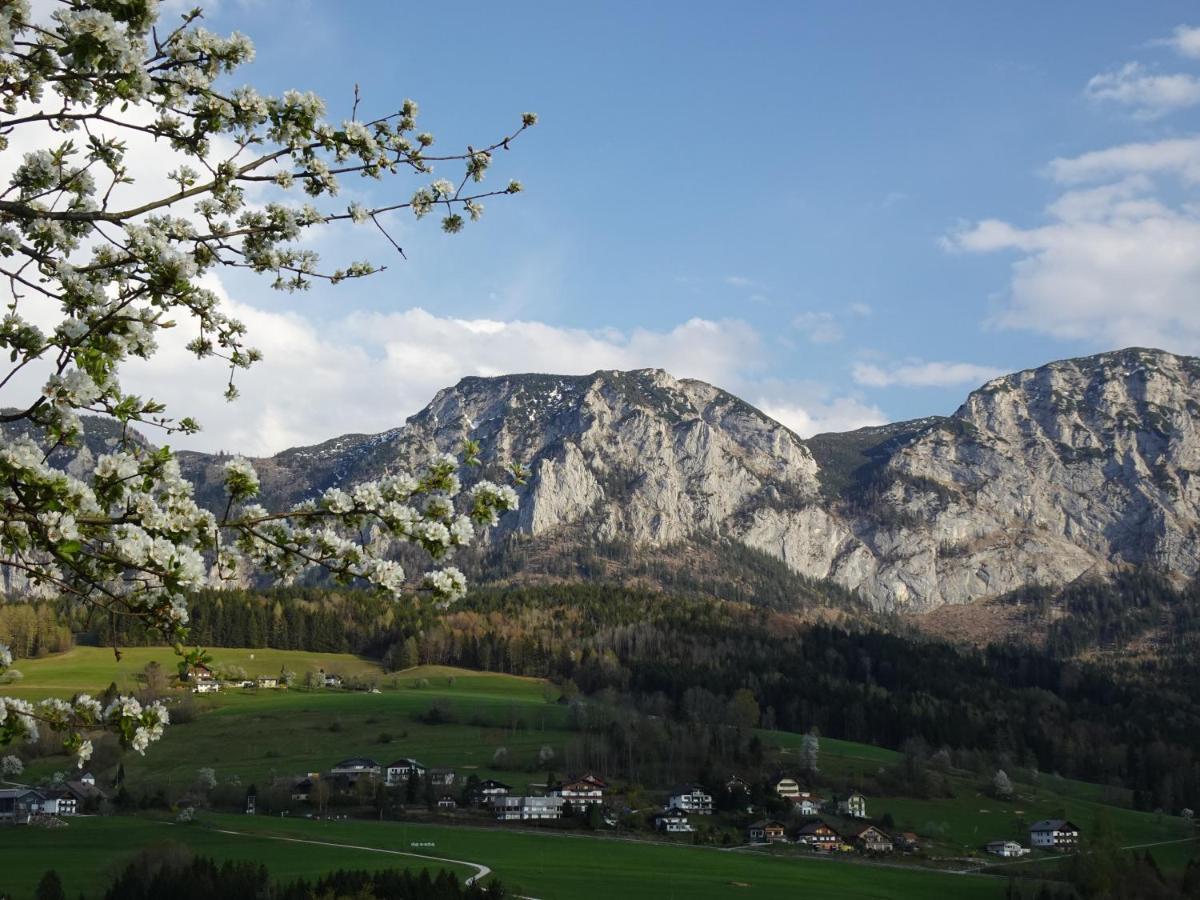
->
[10,346,1199,612]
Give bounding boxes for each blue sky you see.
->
[148,1,1200,452]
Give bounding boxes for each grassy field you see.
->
[0,813,1009,900]
[2,646,385,698]
[5,646,1194,878]
[0,815,476,900]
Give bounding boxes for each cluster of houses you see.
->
[646,779,898,852]
[0,772,107,825]
[291,756,610,823]
[185,662,344,694]
[985,819,1080,857]
[741,817,917,853]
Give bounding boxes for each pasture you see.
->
[0,812,1009,900]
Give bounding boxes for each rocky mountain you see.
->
[15,347,1200,612]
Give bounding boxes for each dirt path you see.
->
[210,826,493,885]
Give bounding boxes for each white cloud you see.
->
[792,311,843,343]
[849,302,873,317]
[1047,137,1200,184]
[1085,62,1200,118]
[852,360,1005,389]
[109,277,867,453]
[119,286,773,453]
[1157,24,1200,59]
[948,137,1200,352]
[758,396,887,437]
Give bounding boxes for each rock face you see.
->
[35,348,1200,611]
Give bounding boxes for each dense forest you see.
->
[7,570,1200,812]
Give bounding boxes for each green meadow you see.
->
[5,646,1195,888]
[0,813,1010,900]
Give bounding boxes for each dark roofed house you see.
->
[554,773,606,803]
[0,788,43,824]
[850,824,894,853]
[797,820,840,851]
[747,819,788,843]
[383,758,425,786]
[467,779,512,806]
[1030,819,1080,851]
[330,758,381,783]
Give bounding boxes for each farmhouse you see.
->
[770,775,801,799]
[38,788,77,817]
[987,840,1030,858]
[655,809,694,833]
[667,784,713,815]
[0,788,42,824]
[256,675,279,688]
[1030,819,1080,851]
[836,791,868,818]
[492,795,564,821]
[849,824,894,853]
[796,820,840,850]
[56,775,106,811]
[554,773,606,803]
[192,679,220,694]
[330,758,381,781]
[383,758,425,786]
[747,819,788,843]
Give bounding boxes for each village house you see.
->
[793,792,824,816]
[38,788,77,817]
[192,679,220,694]
[291,776,317,801]
[1030,819,1080,851]
[553,773,606,804]
[492,795,564,821]
[986,840,1030,858]
[467,779,511,806]
[654,809,694,833]
[796,820,841,851]
[56,774,106,812]
[849,824,894,853]
[894,831,922,852]
[770,775,801,799]
[330,758,381,782]
[667,785,713,815]
[428,768,456,790]
[256,675,279,689]
[436,794,458,810]
[182,662,215,682]
[836,792,868,818]
[747,819,788,843]
[383,758,425,786]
